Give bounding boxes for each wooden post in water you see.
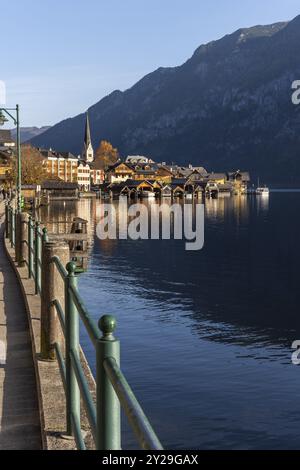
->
[40,241,70,361]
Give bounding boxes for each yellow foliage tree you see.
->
[9,144,48,185]
[94,140,119,170]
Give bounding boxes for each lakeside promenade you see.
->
[0,202,41,450]
[0,202,162,450]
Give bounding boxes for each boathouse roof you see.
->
[207,173,227,180]
[228,171,250,181]
[41,180,78,190]
[107,161,135,172]
[135,170,157,176]
[171,178,187,187]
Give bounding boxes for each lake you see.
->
[40,193,300,449]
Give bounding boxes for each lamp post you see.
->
[0,105,22,212]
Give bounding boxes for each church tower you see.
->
[81,112,94,163]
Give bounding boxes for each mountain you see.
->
[12,126,51,143]
[30,16,300,185]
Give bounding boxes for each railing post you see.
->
[34,221,41,294]
[7,206,11,242]
[8,207,12,243]
[11,209,16,248]
[42,227,49,244]
[96,315,121,450]
[15,212,21,264]
[65,261,80,437]
[40,241,69,360]
[5,204,9,238]
[28,216,34,278]
[16,212,29,267]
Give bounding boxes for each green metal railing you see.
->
[6,204,163,451]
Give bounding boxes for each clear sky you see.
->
[1,0,299,127]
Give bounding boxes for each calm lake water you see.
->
[40,193,300,449]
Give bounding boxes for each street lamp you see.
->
[0,105,22,212]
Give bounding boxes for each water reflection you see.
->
[256,194,270,213]
[39,195,300,350]
[39,193,300,449]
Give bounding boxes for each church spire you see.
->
[82,111,94,162]
[84,112,91,147]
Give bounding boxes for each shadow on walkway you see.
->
[0,208,41,450]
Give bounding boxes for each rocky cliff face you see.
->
[30,16,300,185]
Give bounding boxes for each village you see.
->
[0,113,250,204]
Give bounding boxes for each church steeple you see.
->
[82,112,94,162]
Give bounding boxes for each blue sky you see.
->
[1,0,299,126]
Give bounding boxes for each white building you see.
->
[0,130,15,151]
[77,161,91,191]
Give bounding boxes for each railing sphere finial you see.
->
[99,315,117,340]
[66,261,77,275]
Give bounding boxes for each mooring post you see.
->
[96,315,121,450]
[40,241,70,361]
[65,261,80,437]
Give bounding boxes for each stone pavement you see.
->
[0,203,41,449]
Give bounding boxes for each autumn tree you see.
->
[94,140,119,170]
[9,144,48,185]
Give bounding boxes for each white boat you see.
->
[256,187,269,196]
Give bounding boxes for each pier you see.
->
[0,202,162,450]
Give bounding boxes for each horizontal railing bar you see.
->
[104,357,163,451]
[53,299,66,336]
[43,220,75,224]
[68,284,101,346]
[55,342,66,392]
[51,255,68,280]
[50,234,88,241]
[70,349,97,441]
[71,412,86,450]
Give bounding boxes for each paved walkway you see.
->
[0,203,41,449]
